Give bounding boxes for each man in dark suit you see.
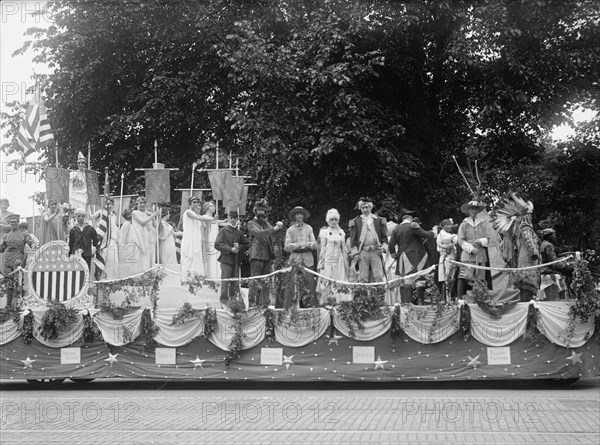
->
[215,211,249,306]
[388,209,434,302]
[348,197,388,283]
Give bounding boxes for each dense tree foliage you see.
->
[2,0,598,254]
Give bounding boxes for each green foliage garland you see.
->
[0,306,22,324]
[203,307,218,338]
[38,301,79,341]
[390,304,403,347]
[224,314,246,367]
[565,253,600,345]
[82,311,95,343]
[96,268,166,313]
[523,303,539,342]
[141,308,159,348]
[336,286,390,339]
[459,304,471,342]
[265,307,277,343]
[170,302,204,327]
[20,310,34,344]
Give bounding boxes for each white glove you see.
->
[462,242,475,254]
[451,234,458,244]
[478,238,489,247]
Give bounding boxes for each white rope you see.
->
[168,266,294,282]
[302,265,436,287]
[449,255,573,272]
[90,264,163,284]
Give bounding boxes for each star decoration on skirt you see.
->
[467,355,480,369]
[327,334,343,345]
[566,351,582,365]
[374,356,388,370]
[105,353,119,366]
[190,356,205,368]
[283,355,294,370]
[21,356,36,369]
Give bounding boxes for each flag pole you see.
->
[216,142,219,169]
[154,139,158,166]
[87,142,91,170]
[229,150,232,169]
[190,162,196,195]
[55,145,59,168]
[118,173,124,227]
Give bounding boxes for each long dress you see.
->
[316,227,351,304]
[202,220,221,279]
[69,170,87,210]
[180,209,204,281]
[40,210,65,246]
[130,210,153,274]
[159,221,178,265]
[98,212,119,279]
[118,220,134,278]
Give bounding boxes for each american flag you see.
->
[30,243,87,302]
[16,85,55,159]
[94,169,111,280]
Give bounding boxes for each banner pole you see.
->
[118,173,124,227]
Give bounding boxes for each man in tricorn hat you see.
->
[1,214,33,307]
[284,206,318,306]
[457,200,494,298]
[215,211,249,307]
[348,197,388,283]
[247,199,284,307]
[388,208,434,302]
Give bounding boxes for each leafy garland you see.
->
[459,303,471,342]
[523,303,539,342]
[96,268,166,314]
[224,313,246,367]
[20,310,34,344]
[0,272,24,307]
[265,307,278,342]
[472,279,507,319]
[565,252,600,346]
[82,311,95,343]
[336,286,390,338]
[0,305,22,324]
[38,301,79,341]
[170,302,204,326]
[141,308,159,348]
[390,304,403,347]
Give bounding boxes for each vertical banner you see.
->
[207,170,233,201]
[145,170,171,203]
[180,190,204,213]
[113,196,133,221]
[85,170,101,206]
[222,176,245,213]
[238,184,249,215]
[44,167,70,203]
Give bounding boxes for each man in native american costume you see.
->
[493,193,541,302]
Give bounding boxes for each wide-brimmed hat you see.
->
[6,213,20,222]
[460,200,487,214]
[540,228,556,237]
[228,210,239,218]
[288,206,310,220]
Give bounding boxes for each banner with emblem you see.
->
[207,170,233,201]
[145,170,171,203]
[45,167,70,203]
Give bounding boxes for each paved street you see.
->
[1,378,599,444]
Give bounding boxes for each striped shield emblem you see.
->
[28,241,89,302]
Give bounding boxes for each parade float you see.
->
[1,147,598,386]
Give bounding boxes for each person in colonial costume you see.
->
[18,221,39,269]
[316,208,350,304]
[348,198,388,283]
[537,228,572,300]
[493,193,541,302]
[180,196,217,283]
[388,208,434,303]
[1,214,33,307]
[69,152,88,212]
[284,206,318,306]
[457,200,495,298]
[40,199,65,245]
[247,199,284,307]
[158,208,182,266]
[200,200,226,280]
[130,196,160,274]
[68,208,100,271]
[215,211,249,306]
[436,218,458,300]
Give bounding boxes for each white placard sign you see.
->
[260,348,283,365]
[487,347,511,365]
[61,347,81,365]
[352,346,375,364]
[155,348,177,365]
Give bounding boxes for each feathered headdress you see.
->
[492,193,534,234]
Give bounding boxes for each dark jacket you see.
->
[68,225,99,258]
[388,222,434,275]
[247,218,276,261]
[348,214,388,252]
[214,225,249,265]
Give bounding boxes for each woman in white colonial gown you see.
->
[316,209,351,304]
[180,197,218,283]
[129,196,160,274]
[200,200,226,280]
[159,209,182,265]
